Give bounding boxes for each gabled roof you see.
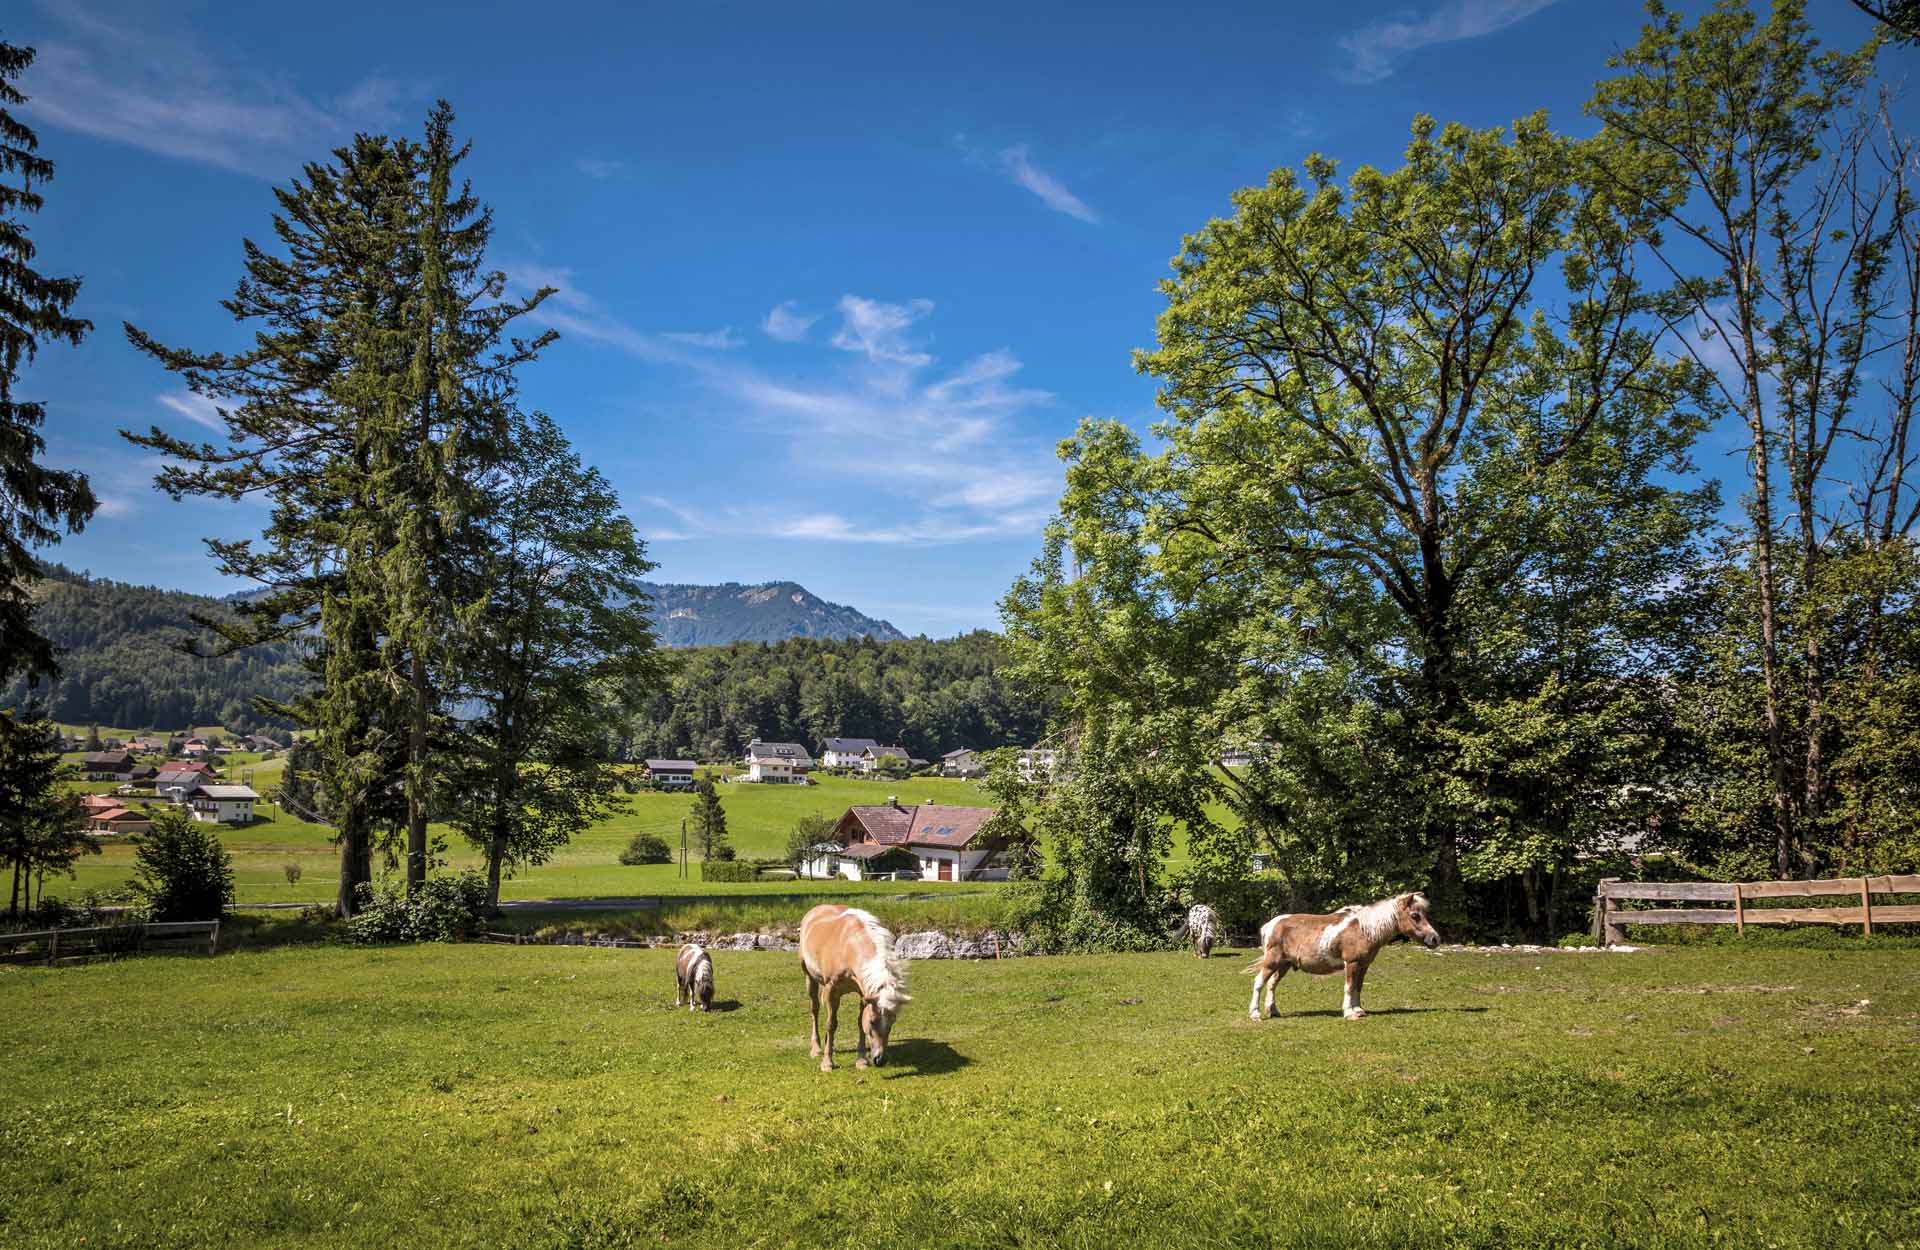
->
[836,804,915,845]
[192,784,259,800]
[80,793,121,810]
[92,807,141,823]
[80,752,134,766]
[941,747,977,759]
[154,770,201,787]
[745,740,812,761]
[820,737,880,753]
[645,758,697,771]
[862,745,910,758]
[905,804,999,849]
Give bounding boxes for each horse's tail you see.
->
[1241,956,1266,975]
[1171,921,1190,943]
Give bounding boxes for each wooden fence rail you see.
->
[0,920,220,965]
[1593,875,1920,945]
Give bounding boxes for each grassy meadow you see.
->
[1,940,1915,1249]
[54,760,999,905]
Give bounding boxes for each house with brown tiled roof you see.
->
[88,807,153,835]
[79,751,136,780]
[818,799,1006,882]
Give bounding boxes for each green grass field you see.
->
[53,769,998,905]
[0,940,1913,1248]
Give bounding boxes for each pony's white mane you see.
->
[692,951,713,989]
[846,907,910,1012]
[1355,896,1402,945]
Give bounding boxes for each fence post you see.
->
[1861,878,1873,937]
[209,920,220,956]
[46,930,58,966]
[1733,882,1746,936]
[1593,880,1615,947]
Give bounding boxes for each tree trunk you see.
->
[406,651,429,893]
[336,826,370,918]
[1743,373,1796,880]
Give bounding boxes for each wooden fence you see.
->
[0,919,220,965]
[1594,876,1920,945]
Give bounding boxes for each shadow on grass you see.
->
[1268,1005,1490,1020]
[879,1039,971,1078]
[703,1000,745,1014]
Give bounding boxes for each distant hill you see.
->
[3,569,908,730]
[640,581,906,647]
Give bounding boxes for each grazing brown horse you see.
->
[673,942,714,1012]
[1247,892,1439,1021]
[798,904,909,1071]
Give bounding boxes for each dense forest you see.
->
[1,566,309,731]
[617,632,1054,762]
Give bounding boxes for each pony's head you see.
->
[1398,892,1440,949]
[862,981,911,1065]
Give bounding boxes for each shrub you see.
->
[699,860,760,883]
[131,808,235,921]
[619,833,672,865]
[345,870,492,944]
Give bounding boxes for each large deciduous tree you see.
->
[0,40,94,686]
[443,411,663,908]
[1006,112,1712,931]
[1591,0,1918,878]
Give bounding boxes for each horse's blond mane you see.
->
[846,907,910,1012]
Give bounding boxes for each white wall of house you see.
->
[797,845,841,879]
[911,845,1005,882]
[748,760,801,784]
[191,797,255,824]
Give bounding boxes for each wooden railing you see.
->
[0,919,220,965]
[1594,876,1920,945]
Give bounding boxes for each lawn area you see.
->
[0,941,1913,1248]
[52,773,999,905]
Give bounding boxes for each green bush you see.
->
[345,871,491,944]
[698,860,760,883]
[619,833,672,865]
[131,808,235,921]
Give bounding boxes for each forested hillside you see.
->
[2,567,309,731]
[618,632,1053,762]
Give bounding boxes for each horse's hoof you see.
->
[1344,1008,1367,1020]
[1248,1011,1262,1022]
[854,1057,869,1069]
[809,1045,821,1057]
[820,1061,835,1073]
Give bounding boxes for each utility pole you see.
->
[680,818,687,879]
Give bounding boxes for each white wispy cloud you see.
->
[21,5,423,177]
[996,144,1100,224]
[157,392,225,432]
[576,158,625,179]
[93,495,135,519]
[506,260,695,365]
[762,301,819,343]
[1337,0,1559,84]
[663,327,745,350]
[829,295,936,367]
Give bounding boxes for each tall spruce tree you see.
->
[0,708,90,916]
[690,780,730,861]
[124,104,551,916]
[0,39,95,686]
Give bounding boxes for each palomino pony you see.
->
[798,904,910,1071]
[673,942,714,1012]
[1247,892,1439,1021]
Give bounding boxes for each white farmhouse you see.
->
[187,783,259,825]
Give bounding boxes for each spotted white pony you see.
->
[1175,903,1220,958]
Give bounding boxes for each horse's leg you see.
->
[1343,959,1370,1020]
[1267,964,1287,1017]
[674,970,684,1008]
[821,987,841,1072]
[1247,963,1268,1021]
[806,974,823,1057]
[854,1000,870,1069]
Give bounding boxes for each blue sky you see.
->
[9,0,1892,636]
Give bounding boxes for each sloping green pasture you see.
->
[1,941,1913,1249]
[52,772,996,904]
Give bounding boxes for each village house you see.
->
[1017,747,1059,784]
[856,745,914,775]
[127,736,166,753]
[645,758,698,791]
[742,739,813,784]
[152,765,214,803]
[817,737,880,769]
[181,737,211,757]
[187,783,259,825]
[808,798,1007,882]
[79,751,137,781]
[78,793,122,815]
[87,806,153,836]
[940,747,983,778]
